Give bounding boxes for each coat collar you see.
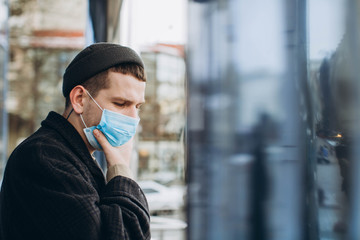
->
[41,111,106,187]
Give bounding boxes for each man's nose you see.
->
[125,106,139,119]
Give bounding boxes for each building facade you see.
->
[138,43,186,183]
[7,0,86,152]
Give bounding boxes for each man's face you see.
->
[83,71,146,127]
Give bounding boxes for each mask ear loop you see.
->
[80,114,88,128]
[66,108,74,120]
[80,89,103,129]
[85,90,104,111]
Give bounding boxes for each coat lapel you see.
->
[41,111,106,190]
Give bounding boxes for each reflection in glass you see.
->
[187,0,305,239]
[187,0,360,239]
[309,1,350,239]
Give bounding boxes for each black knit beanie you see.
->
[62,42,144,97]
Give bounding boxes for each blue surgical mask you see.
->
[80,90,140,150]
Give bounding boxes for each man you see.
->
[0,43,151,240]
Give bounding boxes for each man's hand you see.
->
[93,129,134,168]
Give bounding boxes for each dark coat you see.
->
[0,112,151,240]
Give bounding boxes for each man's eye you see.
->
[114,102,126,107]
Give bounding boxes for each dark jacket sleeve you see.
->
[100,176,151,239]
[1,142,151,240]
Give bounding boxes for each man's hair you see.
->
[65,63,146,108]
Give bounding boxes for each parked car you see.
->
[138,180,185,215]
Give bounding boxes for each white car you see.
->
[138,180,185,215]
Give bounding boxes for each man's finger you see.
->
[93,129,132,167]
[93,129,111,150]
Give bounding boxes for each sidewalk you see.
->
[316,137,347,239]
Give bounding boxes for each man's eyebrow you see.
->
[111,96,128,101]
[112,97,145,104]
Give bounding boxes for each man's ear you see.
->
[69,86,87,114]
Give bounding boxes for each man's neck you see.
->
[63,109,95,155]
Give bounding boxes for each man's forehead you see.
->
[107,71,145,85]
[101,74,145,102]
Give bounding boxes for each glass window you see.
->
[187,0,360,239]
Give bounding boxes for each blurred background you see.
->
[2,0,360,239]
[0,0,187,239]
